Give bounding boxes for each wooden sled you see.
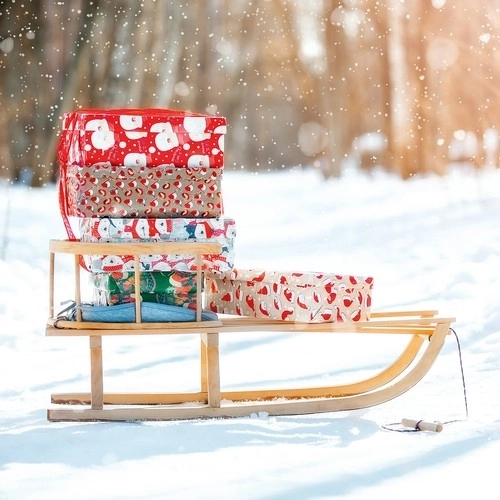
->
[45,240,455,422]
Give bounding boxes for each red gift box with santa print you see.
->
[205,269,373,323]
[57,108,226,168]
[79,216,236,274]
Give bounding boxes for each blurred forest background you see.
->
[1,0,499,187]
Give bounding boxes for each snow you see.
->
[1,166,500,499]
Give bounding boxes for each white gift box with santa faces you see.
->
[205,269,374,323]
[78,216,236,274]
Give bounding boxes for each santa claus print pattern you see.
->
[79,216,236,274]
[205,269,374,323]
[62,163,223,218]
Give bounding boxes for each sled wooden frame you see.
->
[45,239,455,422]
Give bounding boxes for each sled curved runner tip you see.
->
[45,240,455,422]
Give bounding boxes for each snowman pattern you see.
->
[63,112,226,167]
[80,217,236,274]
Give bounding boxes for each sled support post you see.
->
[196,254,203,322]
[201,332,221,408]
[89,335,103,410]
[134,255,141,323]
[74,254,82,322]
[49,251,55,318]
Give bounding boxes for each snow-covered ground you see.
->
[1,166,499,499]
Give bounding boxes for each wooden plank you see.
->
[74,254,82,322]
[369,310,438,318]
[49,251,55,318]
[51,392,208,405]
[217,315,455,329]
[46,321,223,336]
[200,336,208,393]
[49,239,222,256]
[196,254,202,322]
[46,314,454,336]
[134,255,141,323]
[202,333,221,408]
[89,336,103,410]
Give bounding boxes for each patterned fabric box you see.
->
[92,270,199,309]
[57,108,226,168]
[60,164,223,218]
[79,216,236,274]
[205,269,374,323]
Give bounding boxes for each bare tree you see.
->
[319,1,360,178]
[2,0,500,185]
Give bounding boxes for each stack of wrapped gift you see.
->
[57,108,236,319]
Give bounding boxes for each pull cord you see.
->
[382,327,468,432]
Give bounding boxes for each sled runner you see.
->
[45,239,455,422]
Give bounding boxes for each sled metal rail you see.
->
[45,239,455,422]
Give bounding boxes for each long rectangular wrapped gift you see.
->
[60,163,223,218]
[205,269,374,323]
[79,216,236,274]
[57,108,226,168]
